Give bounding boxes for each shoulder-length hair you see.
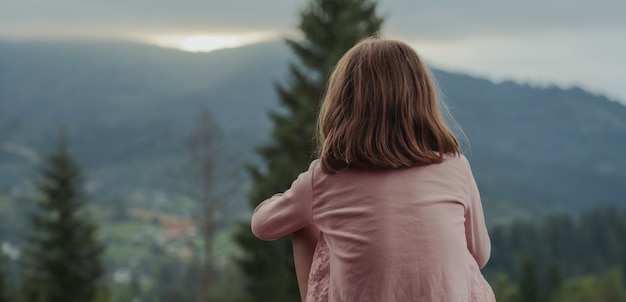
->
[316,38,461,173]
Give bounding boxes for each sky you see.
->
[1,0,625,104]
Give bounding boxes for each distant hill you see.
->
[434,71,626,221]
[0,40,290,218]
[1,39,625,224]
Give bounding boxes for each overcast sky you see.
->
[2,0,625,103]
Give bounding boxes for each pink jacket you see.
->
[252,155,493,302]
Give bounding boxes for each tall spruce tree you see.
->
[0,254,7,302]
[543,259,563,301]
[235,0,382,301]
[518,254,541,302]
[20,132,104,302]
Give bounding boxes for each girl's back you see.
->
[309,155,490,301]
[306,233,494,302]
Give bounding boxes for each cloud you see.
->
[374,0,626,103]
[0,0,304,38]
[379,0,625,40]
[3,0,623,39]
[1,0,625,102]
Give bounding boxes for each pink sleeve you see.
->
[251,165,314,241]
[464,158,491,268]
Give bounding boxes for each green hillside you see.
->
[435,71,626,221]
[0,40,289,217]
[0,39,625,225]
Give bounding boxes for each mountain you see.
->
[435,72,626,221]
[0,40,291,218]
[1,39,625,224]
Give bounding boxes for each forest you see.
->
[1,0,626,301]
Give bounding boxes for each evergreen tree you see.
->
[544,259,563,301]
[599,268,624,302]
[235,0,382,300]
[0,254,7,302]
[550,268,625,302]
[20,132,105,302]
[518,254,541,302]
[486,206,626,280]
[491,273,519,302]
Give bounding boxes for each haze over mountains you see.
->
[1,39,625,224]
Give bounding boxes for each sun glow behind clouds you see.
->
[148,32,275,52]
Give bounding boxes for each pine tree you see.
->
[543,259,563,301]
[0,254,7,302]
[20,132,105,302]
[491,273,520,302]
[599,268,624,302]
[518,254,541,302]
[234,0,383,300]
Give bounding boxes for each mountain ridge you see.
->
[1,39,624,224]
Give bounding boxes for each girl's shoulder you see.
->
[438,153,473,175]
[309,159,323,174]
[442,152,468,162]
[309,154,472,177]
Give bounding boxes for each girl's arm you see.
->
[251,165,314,240]
[464,161,491,268]
[292,225,320,302]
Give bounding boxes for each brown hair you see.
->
[317,38,461,173]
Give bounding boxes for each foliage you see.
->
[493,257,625,302]
[489,207,626,302]
[491,273,519,302]
[19,132,105,302]
[518,254,540,302]
[486,206,626,280]
[551,268,624,302]
[545,259,564,301]
[0,254,6,302]
[234,0,383,300]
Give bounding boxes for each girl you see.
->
[251,38,494,302]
